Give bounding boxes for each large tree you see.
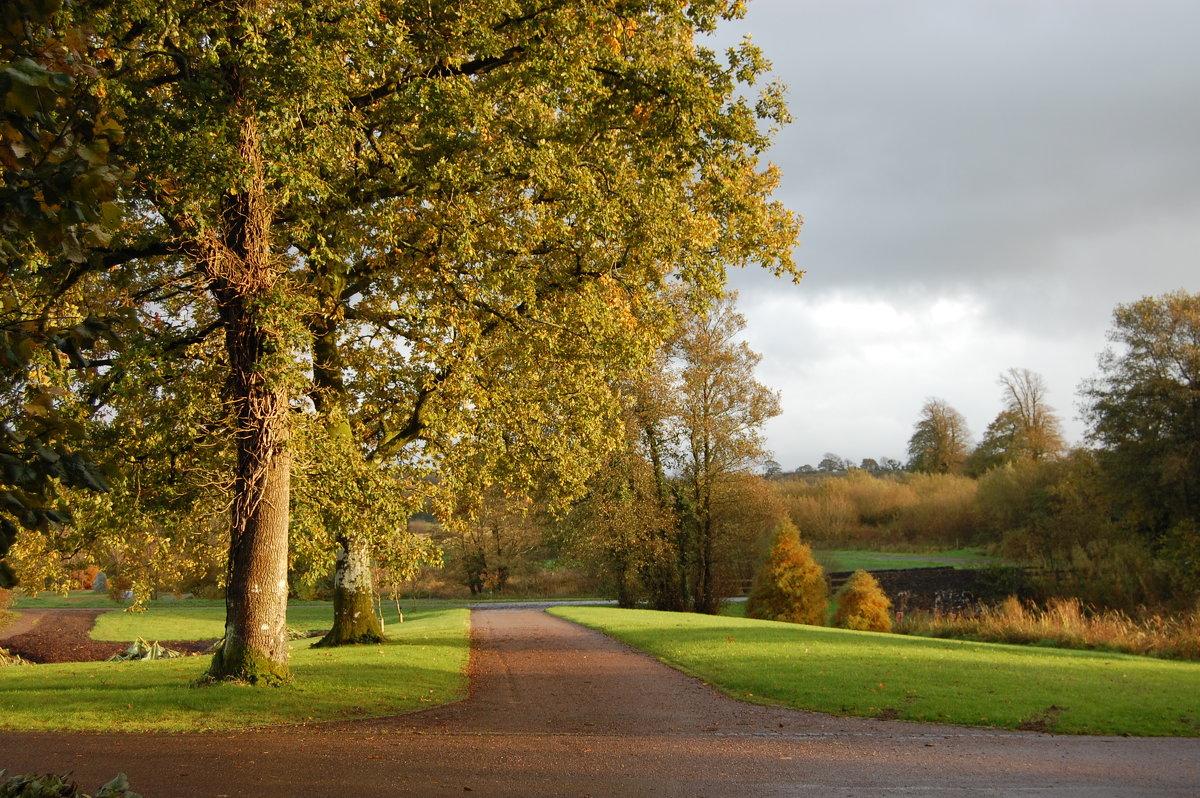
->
[906,398,971,474]
[673,292,781,613]
[0,0,131,586]
[292,0,800,643]
[563,365,679,609]
[1081,290,1200,585]
[970,368,1065,474]
[568,290,784,613]
[30,0,799,678]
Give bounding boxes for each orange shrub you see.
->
[833,569,893,632]
[71,565,100,591]
[745,519,828,625]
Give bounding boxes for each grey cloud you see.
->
[724,0,1200,304]
[718,0,1200,465]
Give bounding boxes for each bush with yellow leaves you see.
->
[833,569,893,632]
[745,519,828,625]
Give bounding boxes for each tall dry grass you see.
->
[839,471,918,524]
[773,470,981,547]
[899,596,1200,661]
[890,473,979,545]
[783,492,858,542]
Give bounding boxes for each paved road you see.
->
[2,609,1198,797]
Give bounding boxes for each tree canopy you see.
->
[3,0,800,679]
[673,292,782,613]
[971,368,1065,473]
[1,0,130,587]
[906,398,970,474]
[1081,290,1200,582]
[563,289,784,613]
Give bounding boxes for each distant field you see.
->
[10,590,608,611]
[815,547,999,573]
[9,590,227,610]
[552,606,1200,737]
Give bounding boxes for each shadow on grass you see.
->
[0,609,471,733]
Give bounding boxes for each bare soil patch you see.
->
[0,610,212,664]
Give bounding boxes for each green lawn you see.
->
[551,606,1200,737]
[7,590,175,609]
[0,607,469,732]
[91,602,340,641]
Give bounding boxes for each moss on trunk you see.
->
[202,113,293,685]
[316,533,384,647]
[206,639,292,686]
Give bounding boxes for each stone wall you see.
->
[829,567,1023,614]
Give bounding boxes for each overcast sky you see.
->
[712,0,1200,470]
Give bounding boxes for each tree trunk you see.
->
[690,447,718,614]
[310,303,385,646]
[316,532,384,646]
[204,114,293,684]
[615,569,636,609]
[640,423,689,611]
[209,435,292,683]
[693,514,719,614]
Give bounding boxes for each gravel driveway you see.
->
[1,608,1198,796]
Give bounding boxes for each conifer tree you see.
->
[745,519,827,625]
[833,569,893,632]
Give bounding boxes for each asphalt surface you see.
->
[2,609,1199,796]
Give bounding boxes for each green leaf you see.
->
[0,454,35,488]
[4,59,52,88]
[61,454,110,492]
[60,228,86,262]
[100,200,123,228]
[96,772,141,798]
[3,81,41,116]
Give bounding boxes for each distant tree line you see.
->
[777,455,904,476]
[776,290,1200,609]
[906,367,1065,477]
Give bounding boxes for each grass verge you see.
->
[8,590,163,609]
[550,606,1200,737]
[0,607,469,733]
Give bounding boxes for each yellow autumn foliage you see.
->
[833,569,893,632]
[745,519,828,625]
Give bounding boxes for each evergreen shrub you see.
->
[0,771,138,798]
